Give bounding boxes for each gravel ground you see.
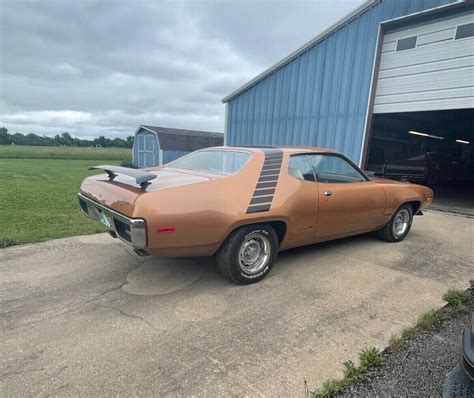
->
[337,290,473,396]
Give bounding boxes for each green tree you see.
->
[59,132,74,146]
[92,136,107,147]
[0,127,12,145]
[0,126,133,148]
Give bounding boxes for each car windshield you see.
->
[167,150,251,174]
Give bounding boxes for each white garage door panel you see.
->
[375,87,473,106]
[376,67,473,96]
[378,55,473,79]
[375,97,474,114]
[374,8,474,114]
[417,28,455,45]
[382,41,396,53]
[379,39,473,71]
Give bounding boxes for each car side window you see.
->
[308,154,366,183]
[288,155,315,182]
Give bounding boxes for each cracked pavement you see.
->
[0,211,472,396]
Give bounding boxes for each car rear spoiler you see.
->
[89,165,157,189]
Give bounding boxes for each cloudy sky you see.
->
[0,0,363,139]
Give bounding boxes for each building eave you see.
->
[221,0,379,103]
[380,0,467,28]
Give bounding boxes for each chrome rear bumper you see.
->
[77,193,147,250]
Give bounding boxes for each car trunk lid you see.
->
[80,167,224,217]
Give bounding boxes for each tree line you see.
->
[0,127,134,148]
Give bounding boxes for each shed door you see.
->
[374,8,474,114]
[137,133,156,167]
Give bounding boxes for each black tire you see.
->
[216,224,278,284]
[377,204,413,242]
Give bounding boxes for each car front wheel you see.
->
[377,204,413,242]
[216,224,278,284]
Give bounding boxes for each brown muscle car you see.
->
[78,147,433,284]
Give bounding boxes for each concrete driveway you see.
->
[1,211,472,396]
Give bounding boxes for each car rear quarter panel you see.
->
[218,151,321,252]
[142,151,266,256]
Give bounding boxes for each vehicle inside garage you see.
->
[366,109,473,215]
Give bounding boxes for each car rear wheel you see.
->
[216,224,278,284]
[377,204,413,242]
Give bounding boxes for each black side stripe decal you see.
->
[264,160,282,164]
[256,182,277,189]
[253,188,275,196]
[250,195,273,205]
[262,165,281,172]
[247,204,271,213]
[258,175,278,182]
[261,169,280,176]
[246,148,283,214]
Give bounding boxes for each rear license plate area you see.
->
[99,210,113,228]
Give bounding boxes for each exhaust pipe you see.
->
[133,248,150,257]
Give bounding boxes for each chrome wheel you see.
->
[393,208,410,238]
[238,232,271,275]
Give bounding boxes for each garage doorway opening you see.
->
[366,109,473,216]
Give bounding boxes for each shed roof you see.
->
[137,125,223,152]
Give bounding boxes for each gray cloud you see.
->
[0,0,362,139]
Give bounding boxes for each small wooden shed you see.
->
[132,125,223,168]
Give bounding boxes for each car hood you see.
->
[371,177,409,185]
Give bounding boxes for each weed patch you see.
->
[311,347,382,397]
[359,346,383,368]
[443,288,470,310]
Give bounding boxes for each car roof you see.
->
[206,146,340,155]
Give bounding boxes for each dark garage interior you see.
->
[366,109,473,215]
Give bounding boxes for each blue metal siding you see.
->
[162,150,189,164]
[226,0,456,163]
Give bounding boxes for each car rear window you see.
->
[167,150,251,174]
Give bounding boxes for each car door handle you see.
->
[324,191,333,197]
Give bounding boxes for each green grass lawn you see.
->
[0,145,131,160]
[0,146,132,247]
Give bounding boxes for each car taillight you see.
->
[156,226,176,234]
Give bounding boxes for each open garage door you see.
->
[367,110,473,215]
[365,5,474,215]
